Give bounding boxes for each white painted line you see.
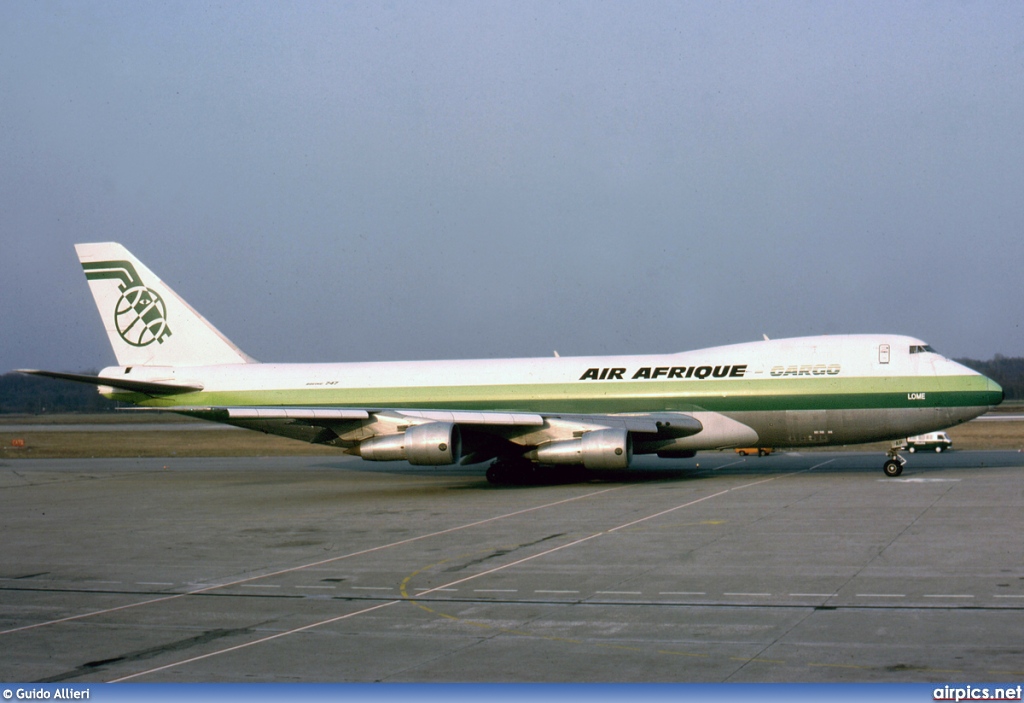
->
[415,587,456,592]
[724,592,771,597]
[660,591,706,596]
[137,582,174,586]
[923,594,974,599]
[994,594,1024,599]
[536,590,579,594]
[110,470,811,682]
[789,593,836,597]
[351,586,392,591]
[109,599,405,683]
[856,593,905,598]
[473,589,518,593]
[595,591,642,595]
[2,485,623,637]
[710,459,747,471]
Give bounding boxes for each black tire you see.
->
[487,459,541,485]
[883,459,903,477]
[485,464,506,484]
[757,449,766,457]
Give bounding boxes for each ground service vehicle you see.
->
[735,447,772,457]
[899,432,953,453]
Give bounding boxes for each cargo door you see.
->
[785,409,830,444]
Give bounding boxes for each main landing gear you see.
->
[883,448,907,477]
[485,458,586,485]
[486,458,538,485]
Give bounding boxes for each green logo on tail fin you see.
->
[83,260,172,347]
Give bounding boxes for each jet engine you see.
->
[529,428,632,470]
[357,422,462,465]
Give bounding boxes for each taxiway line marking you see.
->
[660,591,706,596]
[710,459,747,471]
[724,592,770,597]
[0,486,622,636]
[108,599,405,683]
[110,468,817,682]
[595,591,642,595]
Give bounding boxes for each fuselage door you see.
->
[785,409,829,444]
[879,343,890,364]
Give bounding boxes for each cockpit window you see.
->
[909,345,936,354]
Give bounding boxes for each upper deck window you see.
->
[909,345,936,354]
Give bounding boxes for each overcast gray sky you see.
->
[3,1,1023,373]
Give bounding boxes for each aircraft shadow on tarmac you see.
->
[311,449,1024,486]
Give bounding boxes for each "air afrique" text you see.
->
[579,365,748,381]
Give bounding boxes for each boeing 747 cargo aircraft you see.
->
[21,243,1003,482]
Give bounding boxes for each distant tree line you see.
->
[1,356,1022,413]
[955,356,1024,403]
[0,372,118,413]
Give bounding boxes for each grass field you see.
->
[1,411,1021,460]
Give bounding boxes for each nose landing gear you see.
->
[883,448,907,477]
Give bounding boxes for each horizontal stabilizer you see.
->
[17,369,204,396]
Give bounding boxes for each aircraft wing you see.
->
[17,369,204,395]
[159,405,703,437]
[156,405,706,464]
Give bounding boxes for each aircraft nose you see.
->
[987,376,1004,406]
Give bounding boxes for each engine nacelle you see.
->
[531,428,632,470]
[357,422,461,465]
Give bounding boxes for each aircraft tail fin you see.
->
[75,242,256,367]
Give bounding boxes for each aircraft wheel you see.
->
[883,459,903,477]
[907,446,915,453]
[485,464,507,484]
[486,459,538,485]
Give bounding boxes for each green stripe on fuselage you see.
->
[117,374,1001,414]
